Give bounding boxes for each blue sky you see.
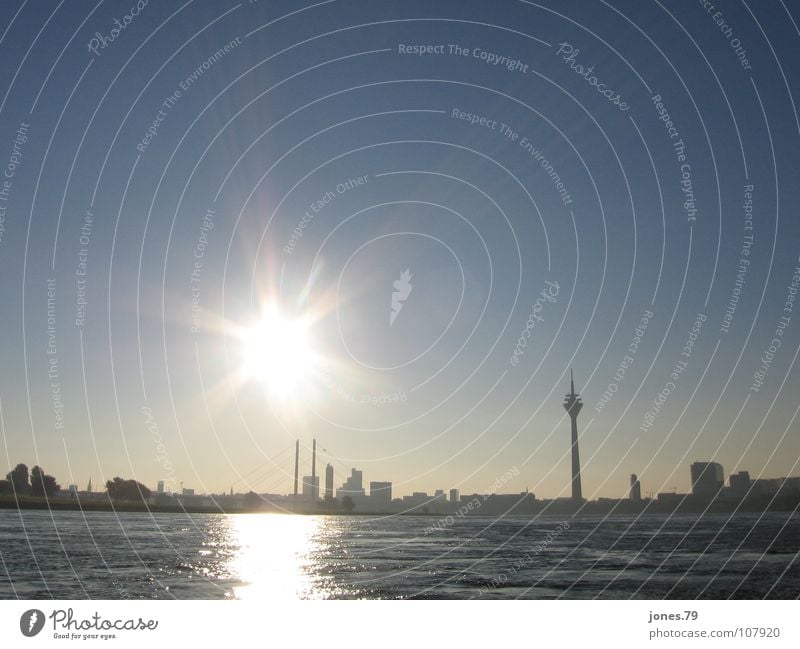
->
[1,0,799,499]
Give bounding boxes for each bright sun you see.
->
[239,306,316,397]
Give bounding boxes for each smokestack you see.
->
[312,438,317,503]
[293,440,299,512]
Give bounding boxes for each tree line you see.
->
[0,463,60,497]
[0,463,151,502]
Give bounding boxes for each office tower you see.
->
[344,469,362,492]
[325,463,334,499]
[630,474,641,501]
[690,462,724,498]
[449,488,459,504]
[336,469,366,501]
[302,475,320,502]
[563,369,583,500]
[729,471,751,498]
[370,481,392,508]
[86,478,92,493]
[157,480,164,494]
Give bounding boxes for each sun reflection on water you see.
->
[227,514,324,600]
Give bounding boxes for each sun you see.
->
[239,306,316,397]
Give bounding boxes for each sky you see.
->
[0,0,799,500]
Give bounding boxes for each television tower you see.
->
[563,369,583,501]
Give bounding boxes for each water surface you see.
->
[0,510,797,599]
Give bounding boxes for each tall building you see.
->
[336,469,365,501]
[370,481,392,509]
[729,471,751,498]
[302,475,320,502]
[563,370,584,500]
[157,480,164,494]
[690,462,724,498]
[325,463,334,500]
[346,469,363,491]
[629,474,641,501]
[449,488,459,504]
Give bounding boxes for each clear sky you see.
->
[1,0,799,500]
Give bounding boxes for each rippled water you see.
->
[0,510,797,599]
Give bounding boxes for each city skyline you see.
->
[0,0,798,504]
[2,1,800,610]
[10,446,800,513]
[28,372,789,505]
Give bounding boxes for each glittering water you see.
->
[0,510,797,599]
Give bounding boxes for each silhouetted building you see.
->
[302,475,319,502]
[729,471,751,498]
[751,476,800,497]
[488,493,536,514]
[657,491,686,503]
[325,463,334,500]
[402,492,429,508]
[563,370,584,500]
[157,480,164,494]
[449,488,459,504]
[369,481,392,509]
[630,474,641,501]
[336,469,365,503]
[690,462,724,498]
[343,469,362,491]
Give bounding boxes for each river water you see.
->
[0,510,797,599]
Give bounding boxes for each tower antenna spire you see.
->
[563,370,583,501]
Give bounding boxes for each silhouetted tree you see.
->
[105,477,151,502]
[244,491,261,509]
[340,495,355,512]
[30,466,60,498]
[6,463,30,495]
[0,479,12,495]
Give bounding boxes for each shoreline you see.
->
[2,495,798,517]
